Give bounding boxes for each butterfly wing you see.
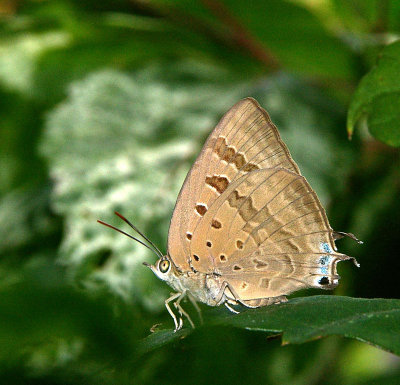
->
[168,98,300,271]
[191,168,352,301]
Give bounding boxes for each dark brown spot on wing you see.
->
[211,219,222,229]
[228,190,244,207]
[233,152,246,168]
[206,175,229,194]
[195,204,207,216]
[186,232,192,240]
[206,241,212,247]
[228,191,257,222]
[242,163,259,172]
[215,137,236,163]
[193,254,199,261]
[222,146,236,162]
[233,265,242,271]
[215,137,227,156]
[219,254,227,262]
[214,137,259,172]
[253,258,268,269]
[241,282,248,290]
[236,240,244,249]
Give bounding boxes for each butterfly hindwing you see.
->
[188,167,349,299]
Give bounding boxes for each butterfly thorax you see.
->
[168,269,225,307]
[150,255,225,306]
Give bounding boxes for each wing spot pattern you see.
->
[195,204,207,216]
[206,241,212,247]
[211,219,222,229]
[286,239,301,252]
[233,265,242,271]
[222,146,236,162]
[205,175,229,194]
[186,232,192,240]
[253,258,268,269]
[236,240,244,249]
[319,277,329,285]
[214,137,259,172]
[242,163,259,172]
[193,254,199,262]
[228,190,257,222]
[219,254,227,262]
[215,137,228,159]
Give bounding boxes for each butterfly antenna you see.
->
[97,219,161,259]
[114,212,164,258]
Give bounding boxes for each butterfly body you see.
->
[145,257,225,307]
[146,251,292,327]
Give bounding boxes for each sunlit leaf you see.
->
[138,296,400,356]
[348,41,400,147]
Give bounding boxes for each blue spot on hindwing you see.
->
[319,255,331,275]
[321,242,332,253]
[319,256,329,265]
[320,266,328,274]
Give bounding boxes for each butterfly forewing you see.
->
[168,98,301,272]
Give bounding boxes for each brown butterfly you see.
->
[99,97,360,331]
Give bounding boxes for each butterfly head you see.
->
[143,255,177,282]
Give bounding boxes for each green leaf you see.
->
[221,296,400,353]
[138,296,400,356]
[135,329,190,356]
[347,41,400,147]
[230,0,356,79]
[331,0,400,32]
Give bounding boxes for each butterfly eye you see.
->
[159,259,170,273]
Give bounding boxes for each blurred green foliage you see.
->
[1,0,399,384]
[348,40,400,146]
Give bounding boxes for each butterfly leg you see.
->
[224,302,240,314]
[214,281,230,304]
[165,292,183,331]
[217,281,260,309]
[174,291,195,329]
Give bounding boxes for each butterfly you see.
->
[99,97,361,331]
